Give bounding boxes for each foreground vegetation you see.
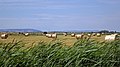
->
[0,39,120,67]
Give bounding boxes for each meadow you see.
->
[0,34,120,67]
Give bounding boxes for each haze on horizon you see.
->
[0,0,120,31]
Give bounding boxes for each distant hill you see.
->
[0,29,104,33]
[65,30,99,32]
[48,30,99,33]
[0,29,42,32]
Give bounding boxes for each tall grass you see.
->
[0,39,120,67]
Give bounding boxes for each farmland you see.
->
[0,34,120,67]
[0,34,105,46]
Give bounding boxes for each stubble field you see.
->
[0,35,105,46]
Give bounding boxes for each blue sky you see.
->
[0,0,120,31]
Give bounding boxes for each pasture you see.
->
[0,34,105,46]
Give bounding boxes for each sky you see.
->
[0,0,120,31]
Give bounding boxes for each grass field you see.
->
[0,35,105,46]
[0,34,120,67]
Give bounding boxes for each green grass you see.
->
[0,39,120,67]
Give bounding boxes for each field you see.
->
[0,34,105,46]
[0,34,120,67]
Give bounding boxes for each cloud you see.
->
[0,0,98,9]
[0,17,48,21]
[97,0,120,4]
[0,14,120,31]
[0,13,119,23]
[33,14,69,19]
[0,0,34,2]
[0,14,103,22]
